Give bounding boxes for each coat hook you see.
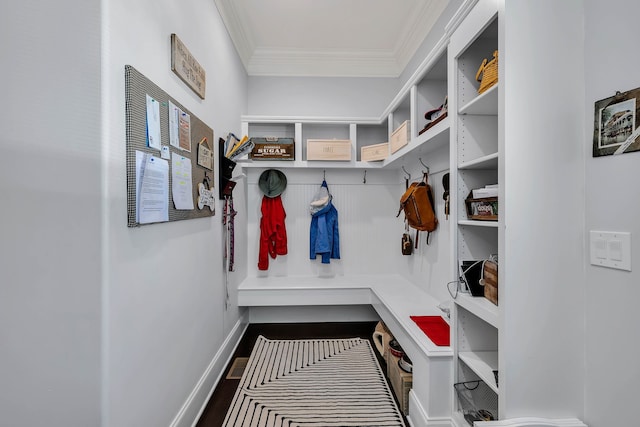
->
[323,169,326,180]
[363,170,367,184]
[419,158,429,174]
[402,165,411,181]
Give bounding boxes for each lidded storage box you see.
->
[307,139,352,161]
[390,120,411,153]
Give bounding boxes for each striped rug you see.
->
[222,335,406,427]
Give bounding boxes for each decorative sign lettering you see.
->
[171,34,206,99]
[197,137,214,170]
[249,137,295,160]
[197,182,215,211]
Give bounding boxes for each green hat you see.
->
[258,169,287,198]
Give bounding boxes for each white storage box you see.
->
[307,139,352,161]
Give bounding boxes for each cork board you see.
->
[125,65,215,227]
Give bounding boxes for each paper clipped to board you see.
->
[136,150,169,224]
[171,152,195,210]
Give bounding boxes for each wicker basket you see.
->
[475,50,498,94]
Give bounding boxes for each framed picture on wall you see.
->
[593,87,640,157]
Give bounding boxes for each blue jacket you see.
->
[310,200,340,264]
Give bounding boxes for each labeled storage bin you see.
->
[454,380,498,425]
[465,191,498,221]
[249,137,295,160]
[390,120,411,153]
[361,142,389,161]
[307,139,351,161]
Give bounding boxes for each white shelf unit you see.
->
[449,0,500,423]
[239,49,450,173]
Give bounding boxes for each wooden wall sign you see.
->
[171,34,206,99]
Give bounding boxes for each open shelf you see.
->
[238,115,449,171]
[458,220,498,228]
[383,117,450,168]
[459,351,499,394]
[459,84,498,116]
[455,293,499,328]
[459,152,498,170]
[236,159,383,169]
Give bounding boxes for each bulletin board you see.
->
[125,65,215,227]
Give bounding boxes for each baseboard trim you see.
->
[168,313,249,427]
[407,390,453,427]
[475,418,587,427]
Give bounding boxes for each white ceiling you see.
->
[214,0,450,77]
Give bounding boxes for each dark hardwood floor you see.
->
[195,321,387,427]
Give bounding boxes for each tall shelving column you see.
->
[449,0,501,424]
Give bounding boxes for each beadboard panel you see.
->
[246,168,403,277]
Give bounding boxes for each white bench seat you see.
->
[237,274,454,424]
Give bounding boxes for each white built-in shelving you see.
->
[238,48,450,172]
[449,0,501,423]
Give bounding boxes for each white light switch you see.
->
[609,240,623,261]
[590,231,632,271]
[594,239,607,259]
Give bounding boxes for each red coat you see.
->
[258,195,287,270]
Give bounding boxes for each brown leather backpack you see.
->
[397,173,438,246]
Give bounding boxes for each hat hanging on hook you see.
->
[258,169,287,198]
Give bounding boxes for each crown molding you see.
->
[445,0,480,36]
[395,0,450,71]
[247,48,401,78]
[213,0,255,69]
[216,0,452,77]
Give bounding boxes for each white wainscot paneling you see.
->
[245,168,402,277]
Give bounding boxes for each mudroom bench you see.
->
[237,274,454,424]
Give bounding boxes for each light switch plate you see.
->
[589,231,631,271]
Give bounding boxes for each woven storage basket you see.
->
[475,50,498,94]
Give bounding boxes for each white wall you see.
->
[583,1,640,426]
[248,76,399,118]
[0,1,103,426]
[103,0,247,426]
[399,144,452,303]
[247,0,466,120]
[245,168,401,277]
[502,0,585,419]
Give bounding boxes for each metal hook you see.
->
[363,170,367,184]
[401,165,411,181]
[323,169,326,180]
[419,158,429,174]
